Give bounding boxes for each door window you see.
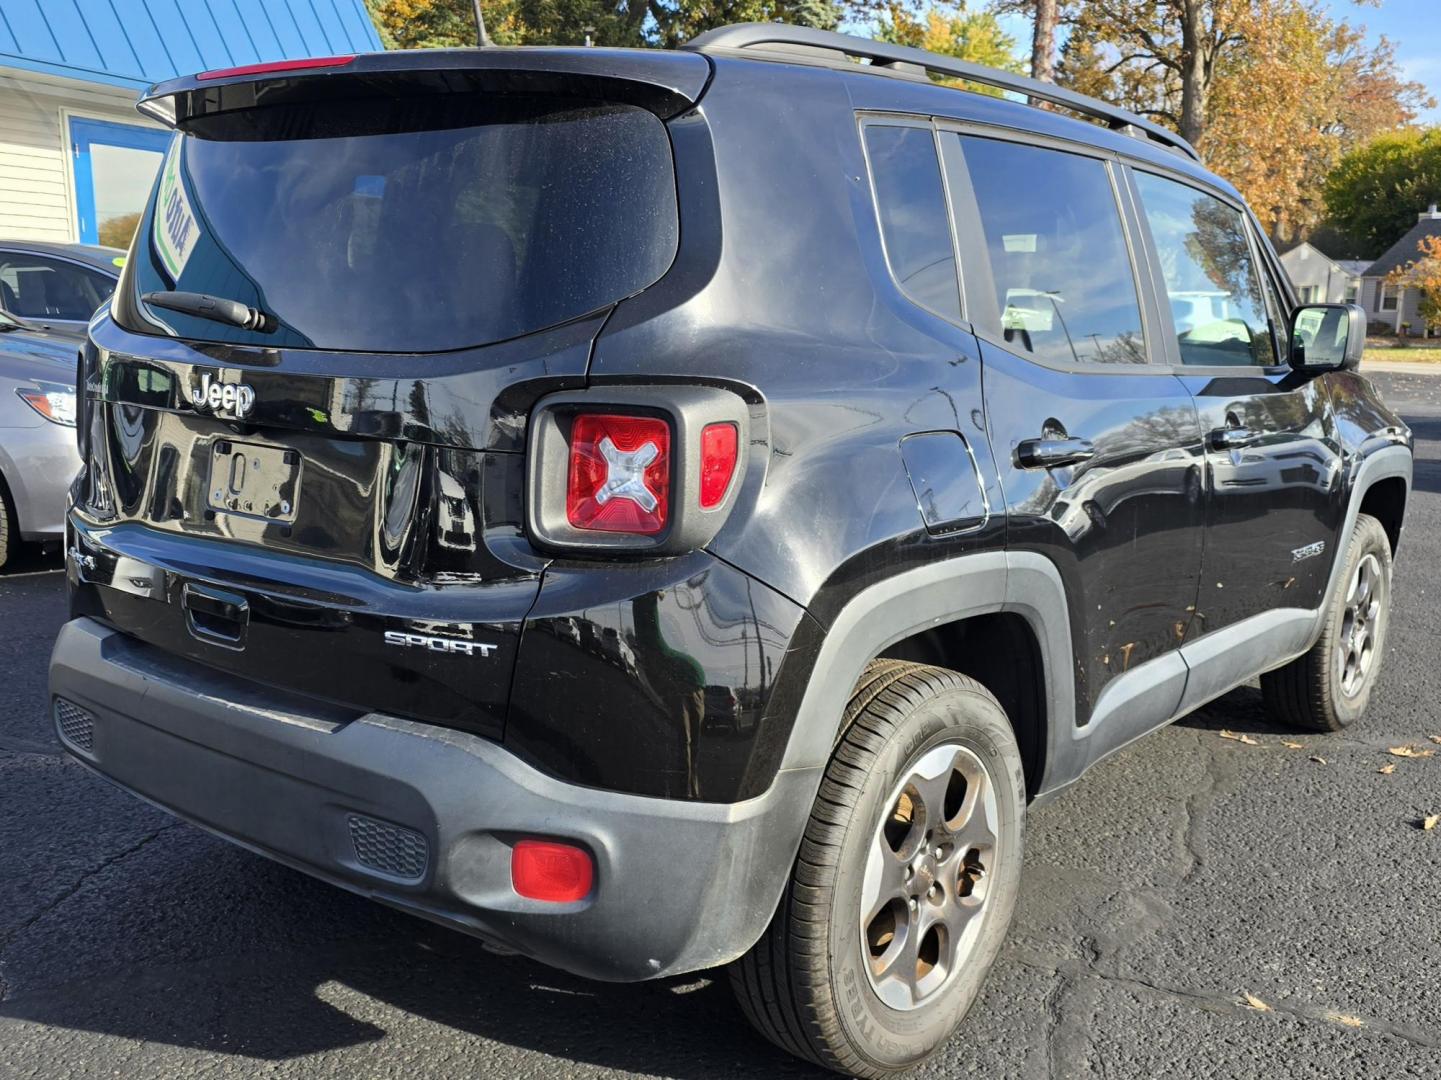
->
[0,253,115,321]
[863,125,962,320]
[957,135,1146,366]
[1133,172,1278,367]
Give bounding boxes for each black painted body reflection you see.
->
[1177,372,1344,635]
[507,553,808,801]
[979,344,1206,722]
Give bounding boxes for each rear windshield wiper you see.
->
[142,291,277,333]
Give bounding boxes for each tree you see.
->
[1386,234,1441,335]
[875,3,1023,81]
[1029,0,1057,82]
[1205,7,1430,244]
[1324,128,1441,255]
[369,0,860,49]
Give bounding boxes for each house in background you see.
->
[1279,242,1370,307]
[1358,204,1441,337]
[0,1,381,248]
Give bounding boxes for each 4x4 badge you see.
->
[191,371,255,419]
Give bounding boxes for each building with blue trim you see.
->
[0,1,383,245]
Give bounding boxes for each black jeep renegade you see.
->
[50,24,1413,1078]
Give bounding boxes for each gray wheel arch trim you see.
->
[777,550,1076,794]
[1318,443,1412,634]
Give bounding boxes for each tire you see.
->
[1261,513,1393,732]
[730,660,1026,1078]
[0,477,12,572]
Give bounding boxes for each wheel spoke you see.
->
[861,839,911,926]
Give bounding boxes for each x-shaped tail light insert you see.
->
[594,436,660,512]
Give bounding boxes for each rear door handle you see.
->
[1015,437,1096,470]
[1207,426,1257,451]
[182,582,249,649]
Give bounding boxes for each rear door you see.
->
[72,62,696,739]
[940,130,1205,728]
[1126,168,1344,637]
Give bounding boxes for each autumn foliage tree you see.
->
[1386,234,1441,335]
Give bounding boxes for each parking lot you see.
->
[0,369,1437,1080]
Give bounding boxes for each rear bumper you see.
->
[49,618,818,981]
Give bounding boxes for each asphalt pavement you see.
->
[1,371,1439,1079]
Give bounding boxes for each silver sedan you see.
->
[0,315,80,568]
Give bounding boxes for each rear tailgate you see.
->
[71,49,706,736]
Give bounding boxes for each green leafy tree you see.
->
[875,2,1023,81]
[1323,128,1441,255]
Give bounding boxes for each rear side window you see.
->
[0,253,114,321]
[127,95,679,353]
[864,125,962,320]
[958,136,1146,366]
[1132,172,1277,367]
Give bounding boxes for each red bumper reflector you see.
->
[566,413,671,534]
[699,422,739,508]
[197,55,356,81]
[512,840,594,903]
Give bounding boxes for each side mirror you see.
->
[1289,303,1365,371]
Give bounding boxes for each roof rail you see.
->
[683,23,1200,163]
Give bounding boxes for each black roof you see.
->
[1364,218,1441,278]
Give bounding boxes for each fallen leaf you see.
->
[1242,993,1272,1012]
[1429,736,1441,746]
[1387,746,1436,758]
[1220,730,1261,746]
[1423,815,1440,832]
[1325,1012,1365,1028]
[1281,740,1305,750]
[1378,763,1397,775]
[1310,756,1327,765]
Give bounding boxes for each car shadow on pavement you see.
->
[1174,684,1298,737]
[0,829,831,1078]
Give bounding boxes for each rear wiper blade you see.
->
[142,291,276,333]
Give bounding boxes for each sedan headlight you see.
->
[16,382,77,427]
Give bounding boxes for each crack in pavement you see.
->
[1008,953,1441,1054]
[0,822,182,1003]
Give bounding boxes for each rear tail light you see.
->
[527,388,749,554]
[511,839,594,903]
[566,414,671,535]
[699,422,739,509]
[197,55,355,81]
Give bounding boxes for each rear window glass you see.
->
[128,95,679,353]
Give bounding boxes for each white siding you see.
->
[0,69,162,242]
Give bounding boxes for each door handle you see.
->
[182,582,249,649]
[1207,426,1257,451]
[1015,437,1096,470]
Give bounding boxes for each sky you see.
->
[992,0,1441,126]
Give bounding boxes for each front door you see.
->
[941,131,1206,726]
[1127,169,1344,637]
[69,117,171,248]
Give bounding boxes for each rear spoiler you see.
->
[136,48,712,127]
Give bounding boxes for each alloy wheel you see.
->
[859,742,998,1011]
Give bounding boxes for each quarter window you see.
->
[863,125,962,320]
[1133,172,1277,367]
[958,136,1146,366]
